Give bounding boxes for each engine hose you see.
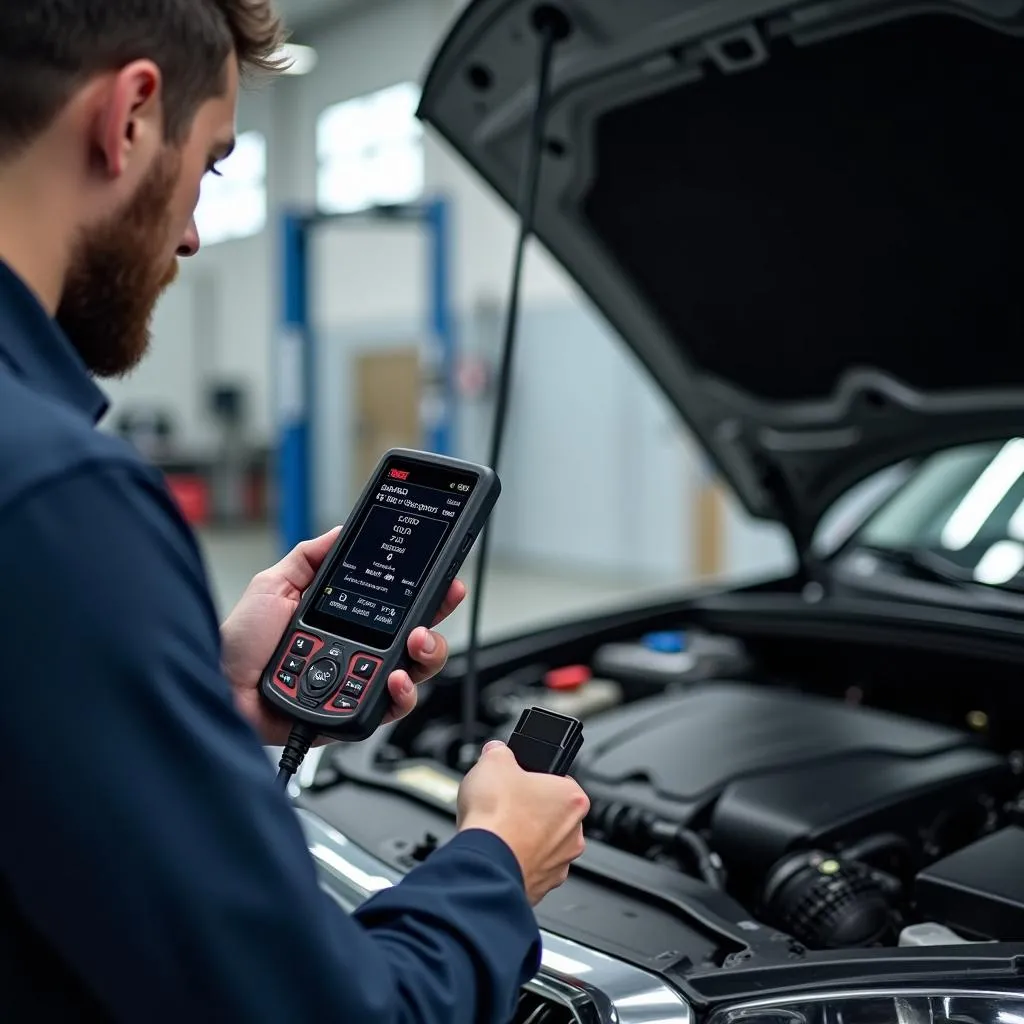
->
[841,832,913,869]
[587,796,725,889]
[648,819,726,890]
[589,798,649,848]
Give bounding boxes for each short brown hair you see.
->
[0,1,287,161]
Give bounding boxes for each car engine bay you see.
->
[311,601,1024,964]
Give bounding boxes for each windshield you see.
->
[854,439,1024,587]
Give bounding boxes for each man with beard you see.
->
[0,3,590,1022]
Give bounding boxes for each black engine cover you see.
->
[574,683,1007,872]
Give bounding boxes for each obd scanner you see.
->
[507,707,584,776]
[265,449,500,788]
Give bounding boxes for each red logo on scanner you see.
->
[389,469,410,481]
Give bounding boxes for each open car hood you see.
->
[418,0,1024,555]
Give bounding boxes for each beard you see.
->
[57,148,183,379]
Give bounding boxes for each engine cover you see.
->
[574,683,1007,873]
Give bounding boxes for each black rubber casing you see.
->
[507,707,584,775]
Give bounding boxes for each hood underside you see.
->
[418,0,1024,548]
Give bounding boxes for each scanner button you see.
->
[352,657,377,680]
[275,671,296,689]
[305,659,338,691]
[283,655,306,675]
[341,676,367,699]
[461,534,474,554]
[331,695,357,711]
[289,635,315,657]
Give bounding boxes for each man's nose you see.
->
[177,217,200,258]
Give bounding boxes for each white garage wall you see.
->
[110,0,794,584]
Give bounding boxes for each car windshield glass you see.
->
[854,438,1024,588]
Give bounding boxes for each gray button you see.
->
[352,657,377,679]
[341,676,367,699]
[304,659,338,692]
[290,635,315,657]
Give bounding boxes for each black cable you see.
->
[671,828,727,891]
[276,722,317,790]
[458,11,568,765]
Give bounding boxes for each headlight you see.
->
[710,992,1024,1024]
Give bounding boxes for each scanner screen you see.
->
[306,458,476,646]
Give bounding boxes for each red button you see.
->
[544,665,591,691]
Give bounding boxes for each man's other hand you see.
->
[457,741,590,905]
[220,527,465,746]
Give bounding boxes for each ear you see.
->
[93,60,163,179]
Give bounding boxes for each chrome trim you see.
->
[520,972,602,1024]
[711,989,1024,1024]
[523,930,694,1024]
[296,809,693,1024]
[715,990,1024,1012]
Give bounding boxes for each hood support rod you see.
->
[459,5,573,766]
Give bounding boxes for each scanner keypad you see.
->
[274,632,384,715]
[274,631,324,696]
[322,652,381,714]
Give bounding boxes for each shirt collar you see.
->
[0,259,108,423]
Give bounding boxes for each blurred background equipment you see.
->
[208,381,250,526]
[113,405,175,462]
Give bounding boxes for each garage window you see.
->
[316,81,424,214]
[194,130,267,246]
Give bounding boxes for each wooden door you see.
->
[695,479,726,579]
[352,347,422,495]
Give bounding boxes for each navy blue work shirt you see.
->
[0,259,541,1022]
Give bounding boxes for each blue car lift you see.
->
[274,197,456,554]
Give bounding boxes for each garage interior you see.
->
[110,0,800,637]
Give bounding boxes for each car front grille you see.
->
[511,986,581,1024]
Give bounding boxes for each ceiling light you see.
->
[941,437,1024,550]
[276,43,318,76]
[974,539,1024,585]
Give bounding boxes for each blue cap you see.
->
[641,631,687,653]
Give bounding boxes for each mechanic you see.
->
[0,2,590,1022]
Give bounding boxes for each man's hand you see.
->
[220,527,466,746]
[457,741,590,905]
